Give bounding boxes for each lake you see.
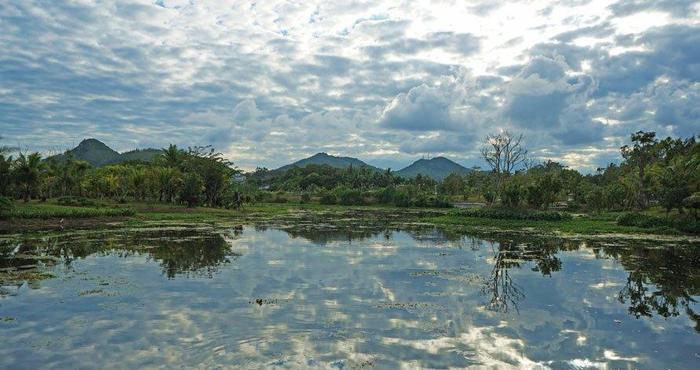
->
[1,225,698,369]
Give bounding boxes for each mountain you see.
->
[276,152,381,172]
[119,148,162,163]
[49,139,161,167]
[396,157,471,181]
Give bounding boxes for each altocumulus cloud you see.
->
[0,0,698,171]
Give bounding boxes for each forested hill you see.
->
[49,138,160,167]
[396,157,471,181]
[275,152,381,172]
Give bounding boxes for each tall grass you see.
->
[2,203,134,219]
[457,207,573,221]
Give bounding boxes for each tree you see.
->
[0,137,15,196]
[13,152,43,202]
[480,131,527,202]
[621,131,658,209]
[501,180,524,208]
[441,173,465,196]
[161,144,183,168]
[526,173,562,209]
[180,172,203,207]
[183,146,235,207]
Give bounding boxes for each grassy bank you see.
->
[1,200,697,238]
[1,202,134,219]
[427,211,669,236]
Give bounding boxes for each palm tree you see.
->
[14,152,43,202]
[161,144,182,168]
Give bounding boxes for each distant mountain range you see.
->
[49,138,161,167]
[52,139,472,180]
[276,152,471,180]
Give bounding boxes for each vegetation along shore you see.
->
[1,130,698,237]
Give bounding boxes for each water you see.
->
[1,225,698,369]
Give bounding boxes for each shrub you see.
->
[0,196,13,214]
[459,207,572,221]
[300,193,311,203]
[617,212,699,234]
[501,182,523,208]
[319,191,337,205]
[376,186,397,205]
[336,188,364,205]
[393,188,411,207]
[56,196,97,207]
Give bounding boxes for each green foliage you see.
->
[56,196,97,207]
[617,212,699,234]
[180,172,204,207]
[0,196,13,214]
[459,207,573,221]
[501,181,523,208]
[319,191,337,205]
[335,187,365,205]
[440,173,466,195]
[3,203,134,219]
[526,173,562,210]
[272,192,289,203]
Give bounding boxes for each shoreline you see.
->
[1,202,698,243]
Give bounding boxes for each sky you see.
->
[1,0,698,172]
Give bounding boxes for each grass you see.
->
[1,199,697,237]
[1,202,134,219]
[428,211,683,236]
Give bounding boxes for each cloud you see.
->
[608,0,699,17]
[503,56,596,129]
[378,84,458,131]
[0,0,698,172]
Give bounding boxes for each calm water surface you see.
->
[1,226,698,369]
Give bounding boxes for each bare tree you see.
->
[480,131,527,201]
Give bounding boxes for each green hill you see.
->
[276,152,381,172]
[49,139,161,167]
[119,149,162,163]
[396,157,470,181]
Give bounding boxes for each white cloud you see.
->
[0,0,698,171]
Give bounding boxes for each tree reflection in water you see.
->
[481,241,525,313]
[478,238,567,313]
[3,229,241,280]
[601,245,700,332]
[2,225,698,329]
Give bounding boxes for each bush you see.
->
[501,182,523,208]
[300,193,311,203]
[0,196,13,214]
[272,197,288,203]
[459,207,573,221]
[376,186,397,205]
[617,212,699,234]
[336,187,364,205]
[319,191,336,205]
[56,196,97,207]
[393,188,411,207]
